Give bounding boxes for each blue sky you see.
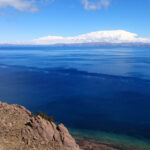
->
[0,0,150,44]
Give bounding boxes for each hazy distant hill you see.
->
[0,42,150,48]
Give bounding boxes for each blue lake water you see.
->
[0,46,150,149]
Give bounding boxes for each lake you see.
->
[0,46,150,149]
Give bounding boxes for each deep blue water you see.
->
[0,46,150,149]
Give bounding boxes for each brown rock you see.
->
[0,101,81,150]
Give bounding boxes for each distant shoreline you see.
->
[0,42,150,48]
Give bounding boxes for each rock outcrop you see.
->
[0,101,81,150]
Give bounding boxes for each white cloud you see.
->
[81,0,111,10]
[0,0,54,12]
[0,0,110,12]
[0,0,38,12]
[32,30,150,45]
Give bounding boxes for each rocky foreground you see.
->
[0,101,80,150]
[0,101,120,150]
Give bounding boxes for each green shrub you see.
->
[48,116,54,122]
[37,111,54,122]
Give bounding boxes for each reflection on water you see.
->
[0,46,150,149]
[0,46,150,79]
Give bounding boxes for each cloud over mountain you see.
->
[32,30,150,45]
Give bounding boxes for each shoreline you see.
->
[69,128,150,150]
[0,101,150,150]
[75,136,120,150]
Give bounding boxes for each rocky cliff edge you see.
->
[0,101,81,150]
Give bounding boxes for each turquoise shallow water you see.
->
[70,128,150,150]
[0,46,150,149]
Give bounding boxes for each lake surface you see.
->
[0,46,150,149]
